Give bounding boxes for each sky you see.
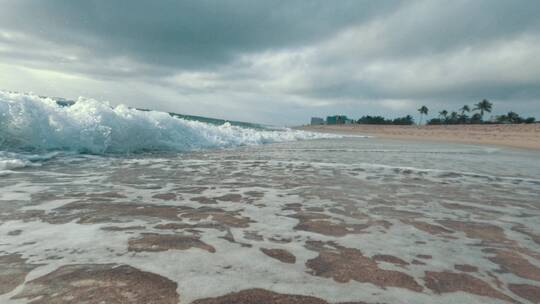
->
[1,0,539,125]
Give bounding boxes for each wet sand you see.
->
[1,138,539,303]
[299,124,540,150]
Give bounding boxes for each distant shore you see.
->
[297,123,540,150]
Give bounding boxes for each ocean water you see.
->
[1,92,539,303]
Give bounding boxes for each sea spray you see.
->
[0,91,338,155]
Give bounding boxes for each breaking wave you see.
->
[0,91,337,155]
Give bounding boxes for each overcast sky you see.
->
[1,0,539,125]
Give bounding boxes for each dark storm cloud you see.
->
[1,0,539,124]
[0,0,399,70]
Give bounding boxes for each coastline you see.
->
[297,124,540,150]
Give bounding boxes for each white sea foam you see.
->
[0,91,338,154]
[0,151,61,175]
[0,158,28,171]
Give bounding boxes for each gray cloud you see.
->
[0,1,398,70]
[1,0,539,125]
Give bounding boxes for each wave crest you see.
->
[0,91,336,154]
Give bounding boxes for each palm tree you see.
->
[471,113,482,124]
[506,111,520,123]
[439,110,448,121]
[418,106,429,125]
[460,105,470,115]
[449,111,459,124]
[473,99,493,121]
[458,105,471,124]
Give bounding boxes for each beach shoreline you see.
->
[297,124,540,150]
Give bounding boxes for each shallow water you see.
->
[1,137,539,303]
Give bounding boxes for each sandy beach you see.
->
[299,124,540,150]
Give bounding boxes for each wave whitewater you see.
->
[0,91,337,156]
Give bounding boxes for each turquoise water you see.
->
[0,91,335,158]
